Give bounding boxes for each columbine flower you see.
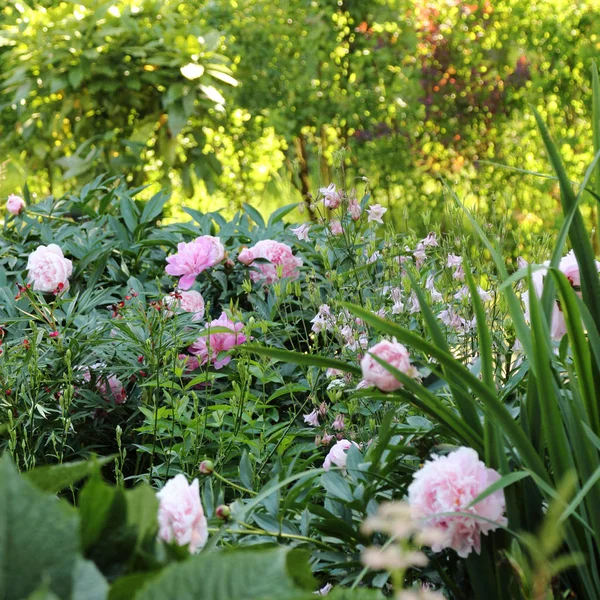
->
[311,304,335,333]
[314,582,333,596]
[438,308,463,329]
[320,183,342,209]
[165,236,225,290]
[408,447,507,558]
[304,409,320,427]
[189,312,246,369]
[446,254,462,268]
[425,275,442,302]
[392,301,405,314]
[6,194,25,215]
[408,292,420,314]
[323,439,359,472]
[291,223,311,241]
[26,244,73,293]
[477,287,492,302]
[157,474,208,554]
[329,220,343,236]
[420,232,438,247]
[366,204,387,224]
[332,414,345,430]
[361,340,418,392]
[453,286,469,301]
[453,265,465,281]
[348,199,361,221]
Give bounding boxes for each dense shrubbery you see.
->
[3,83,600,598]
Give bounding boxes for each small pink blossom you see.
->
[438,308,463,329]
[332,414,345,431]
[189,312,246,369]
[157,474,208,554]
[320,183,342,209]
[304,409,320,427]
[408,292,421,314]
[329,220,343,236]
[366,204,387,224]
[26,244,73,293]
[6,194,25,215]
[477,287,492,302]
[454,286,469,301]
[165,236,225,290]
[323,439,359,472]
[238,240,302,284]
[361,340,418,392]
[163,290,205,321]
[348,199,362,221]
[291,223,311,241]
[453,265,465,281]
[420,232,438,247]
[408,447,507,558]
[446,254,462,268]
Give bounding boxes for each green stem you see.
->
[212,470,257,496]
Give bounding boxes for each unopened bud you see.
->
[216,504,230,520]
[199,459,214,475]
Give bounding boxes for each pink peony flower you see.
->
[189,312,246,369]
[366,204,387,224]
[320,183,342,209]
[522,250,600,340]
[98,375,127,405]
[407,447,507,558]
[360,340,418,392]
[290,223,311,241]
[26,244,73,293]
[323,439,359,472]
[157,474,208,554]
[6,194,25,215]
[329,220,343,236]
[178,354,200,372]
[165,236,225,290]
[304,409,320,427]
[163,290,205,322]
[238,240,302,284]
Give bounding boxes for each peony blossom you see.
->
[82,367,126,404]
[329,220,343,236]
[361,340,418,392]
[408,447,507,558]
[290,223,311,241]
[304,409,320,427]
[522,250,600,340]
[26,244,73,293]
[165,236,225,290]
[323,439,359,472]
[366,204,387,224]
[163,290,205,322]
[320,183,342,209]
[189,312,246,369]
[238,240,302,284]
[6,194,25,215]
[157,474,208,554]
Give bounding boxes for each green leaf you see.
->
[24,455,114,494]
[0,454,79,600]
[320,471,353,502]
[134,547,314,600]
[467,471,530,508]
[267,203,299,227]
[120,195,139,233]
[140,191,169,224]
[71,558,110,600]
[242,203,266,228]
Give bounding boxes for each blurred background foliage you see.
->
[1,0,600,255]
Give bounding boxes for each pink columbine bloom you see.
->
[360,339,419,392]
[329,220,343,236]
[408,447,507,558]
[304,409,320,427]
[165,236,225,290]
[348,199,362,221]
[323,439,359,472]
[238,240,302,284]
[366,204,387,224]
[332,414,345,431]
[290,223,311,241]
[6,194,25,215]
[157,474,208,554]
[446,254,462,268]
[189,312,246,369]
[26,244,73,293]
[320,183,342,209]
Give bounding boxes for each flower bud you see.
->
[199,459,214,475]
[216,504,230,520]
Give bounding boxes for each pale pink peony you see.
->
[408,447,507,558]
[157,474,208,554]
[165,236,225,290]
[163,290,205,322]
[237,240,302,284]
[6,194,25,215]
[522,251,600,340]
[189,312,246,369]
[26,244,73,293]
[323,439,359,472]
[361,340,418,392]
[98,375,127,405]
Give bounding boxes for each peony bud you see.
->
[216,504,231,520]
[199,459,214,475]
